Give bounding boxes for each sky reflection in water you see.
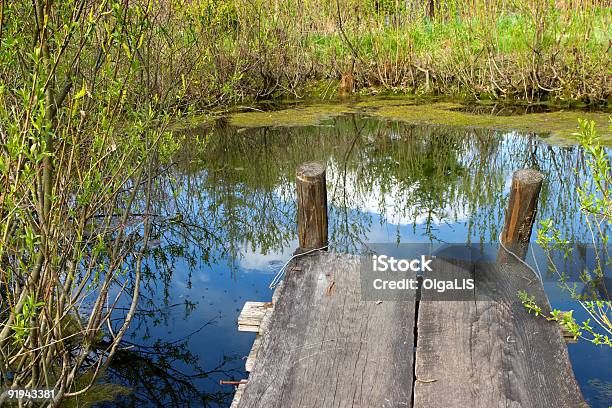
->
[102,114,611,407]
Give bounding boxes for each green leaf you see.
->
[75,84,87,100]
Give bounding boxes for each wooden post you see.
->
[296,162,328,251]
[499,169,544,261]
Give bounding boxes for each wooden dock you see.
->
[232,164,587,408]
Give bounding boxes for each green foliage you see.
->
[518,291,544,316]
[0,0,181,402]
[520,290,611,347]
[525,120,612,348]
[11,296,45,346]
[0,0,598,106]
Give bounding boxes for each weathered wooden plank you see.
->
[244,308,272,372]
[414,256,587,408]
[271,281,283,304]
[241,282,283,372]
[245,334,263,372]
[237,252,415,408]
[230,383,247,408]
[238,301,273,332]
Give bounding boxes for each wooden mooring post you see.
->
[296,162,328,251]
[499,168,544,261]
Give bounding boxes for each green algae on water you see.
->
[352,97,419,108]
[363,102,611,145]
[229,104,356,128]
[227,99,610,145]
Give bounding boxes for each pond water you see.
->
[100,104,611,407]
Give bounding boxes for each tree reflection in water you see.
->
[101,114,595,407]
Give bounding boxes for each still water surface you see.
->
[101,110,611,407]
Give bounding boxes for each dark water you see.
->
[101,114,611,407]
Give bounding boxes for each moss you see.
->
[363,102,611,145]
[229,104,356,128]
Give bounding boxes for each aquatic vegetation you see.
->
[361,102,612,144]
[227,100,611,144]
[353,98,420,108]
[229,104,356,128]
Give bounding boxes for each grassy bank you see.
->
[3,1,609,114]
[146,0,611,106]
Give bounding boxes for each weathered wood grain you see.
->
[245,307,275,372]
[501,169,544,245]
[296,162,328,250]
[499,169,544,262]
[414,256,586,408]
[245,334,263,372]
[230,383,247,408]
[237,252,415,408]
[241,282,284,372]
[238,301,274,332]
[236,251,585,408]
